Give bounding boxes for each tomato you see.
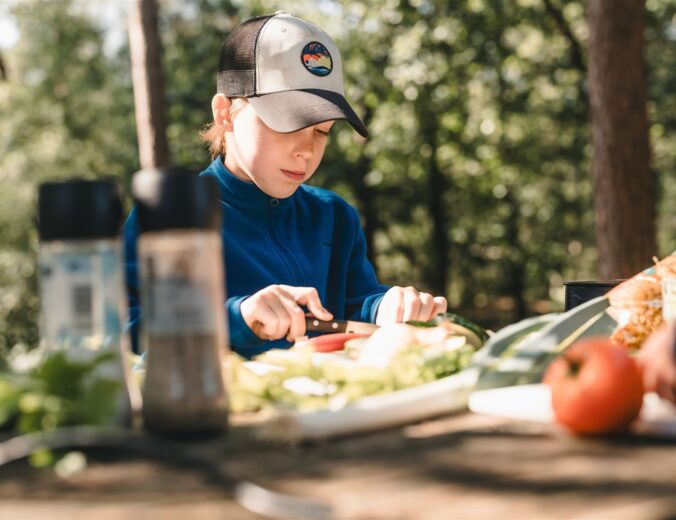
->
[543,337,644,435]
[307,333,371,353]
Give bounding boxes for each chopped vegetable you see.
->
[228,323,478,414]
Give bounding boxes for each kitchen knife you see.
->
[305,317,378,335]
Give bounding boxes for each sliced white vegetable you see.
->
[258,368,480,441]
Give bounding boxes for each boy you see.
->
[125,12,447,357]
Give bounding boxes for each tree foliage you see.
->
[0,0,674,352]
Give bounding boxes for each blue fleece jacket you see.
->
[123,157,389,358]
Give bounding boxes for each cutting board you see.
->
[468,384,676,438]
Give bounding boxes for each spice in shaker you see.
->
[37,179,140,426]
[133,168,230,436]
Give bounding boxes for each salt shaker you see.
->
[37,179,139,425]
[133,168,230,436]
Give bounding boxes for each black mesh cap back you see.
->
[217,15,272,97]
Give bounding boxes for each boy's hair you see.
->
[200,98,247,159]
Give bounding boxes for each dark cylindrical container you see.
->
[133,168,229,437]
[37,179,137,426]
[564,280,624,311]
[38,179,123,242]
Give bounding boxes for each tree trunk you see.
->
[0,53,7,81]
[351,105,379,267]
[493,0,527,320]
[420,100,448,296]
[504,190,527,319]
[128,0,170,169]
[542,0,586,74]
[588,0,656,279]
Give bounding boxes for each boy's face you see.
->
[224,101,334,199]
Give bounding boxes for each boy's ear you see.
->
[212,94,233,130]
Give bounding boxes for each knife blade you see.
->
[305,317,378,335]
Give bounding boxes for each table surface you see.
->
[1,412,676,520]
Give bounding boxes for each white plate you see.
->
[468,384,676,437]
[256,368,480,441]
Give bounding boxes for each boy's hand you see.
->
[375,286,447,325]
[241,285,333,341]
[637,322,676,404]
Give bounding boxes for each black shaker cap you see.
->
[132,167,220,233]
[38,179,124,241]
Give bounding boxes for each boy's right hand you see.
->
[241,285,333,342]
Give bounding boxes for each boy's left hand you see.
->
[375,286,447,325]
[637,322,676,404]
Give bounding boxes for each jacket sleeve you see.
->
[122,208,142,353]
[123,209,266,356]
[226,295,267,354]
[343,204,390,323]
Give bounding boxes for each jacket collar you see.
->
[209,156,296,211]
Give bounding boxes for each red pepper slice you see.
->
[307,333,371,353]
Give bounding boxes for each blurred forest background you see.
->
[0,0,674,355]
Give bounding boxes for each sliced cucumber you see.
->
[406,313,488,349]
[437,312,489,342]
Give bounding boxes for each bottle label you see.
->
[139,234,225,336]
[38,241,123,350]
[72,283,94,333]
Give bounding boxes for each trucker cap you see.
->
[216,12,368,138]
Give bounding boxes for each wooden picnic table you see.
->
[1,411,675,519]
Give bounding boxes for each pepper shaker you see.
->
[133,168,230,436]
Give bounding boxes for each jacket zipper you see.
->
[266,202,307,286]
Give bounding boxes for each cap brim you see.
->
[248,89,368,138]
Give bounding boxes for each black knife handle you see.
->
[305,317,347,334]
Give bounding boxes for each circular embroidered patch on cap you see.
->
[301,42,333,77]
